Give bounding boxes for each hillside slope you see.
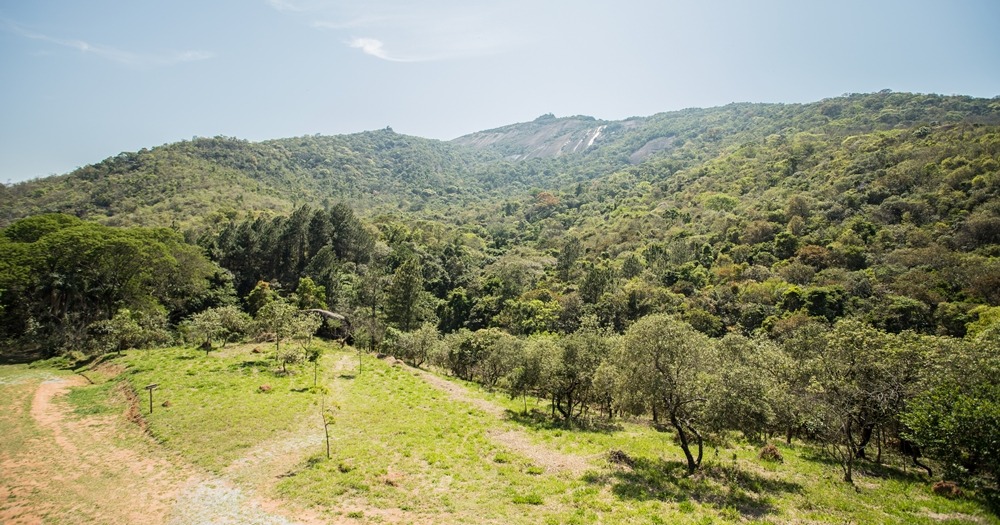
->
[1,91,998,232]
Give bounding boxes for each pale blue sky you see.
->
[1,0,998,183]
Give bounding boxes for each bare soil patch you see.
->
[489,429,594,476]
[1,371,322,525]
[409,366,595,476]
[3,375,193,524]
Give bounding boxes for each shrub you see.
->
[759,443,784,462]
[931,481,962,499]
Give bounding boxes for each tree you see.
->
[556,237,582,280]
[503,336,552,414]
[182,305,251,354]
[437,287,473,333]
[613,314,715,474]
[1,216,218,358]
[385,257,432,331]
[92,308,172,355]
[246,280,278,316]
[293,276,328,310]
[579,264,614,304]
[903,330,1000,483]
[706,334,792,442]
[254,300,302,372]
[395,323,441,368]
[542,325,612,424]
[806,320,918,483]
[351,244,389,358]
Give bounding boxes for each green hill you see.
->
[3,91,1000,521]
[4,92,997,233]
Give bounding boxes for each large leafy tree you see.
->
[903,329,1000,483]
[542,324,613,424]
[0,215,221,358]
[805,319,921,483]
[182,305,251,354]
[612,314,716,474]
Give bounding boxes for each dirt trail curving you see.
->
[2,375,197,524]
[30,376,88,456]
[409,367,596,476]
[1,371,330,525]
[411,367,505,417]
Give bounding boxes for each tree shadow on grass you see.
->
[585,456,801,519]
[505,408,623,434]
[227,360,270,371]
[981,488,1000,517]
[856,459,931,483]
[799,447,931,484]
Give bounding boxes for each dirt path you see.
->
[409,367,596,477]
[178,353,362,525]
[165,355,363,525]
[411,367,505,417]
[1,370,331,525]
[2,375,198,524]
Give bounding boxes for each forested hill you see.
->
[1,91,998,233]
[4,91,1000,487]
[0,130,510,229]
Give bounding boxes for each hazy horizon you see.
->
[2,0,998,183]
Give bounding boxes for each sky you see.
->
[1,0,998,183]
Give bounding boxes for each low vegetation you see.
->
[5,344,996,523]
[2,91,999,522]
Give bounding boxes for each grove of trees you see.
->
[1,91,999,487]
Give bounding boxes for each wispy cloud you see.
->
[265,0,303,12]
[274,1,520,63]
[349,37,417,62]
[3,19,214,67]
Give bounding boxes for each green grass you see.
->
[116,343,323,472]
[65,381,117,416]
[22,347,998,525]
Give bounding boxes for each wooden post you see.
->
[145,383,159,414]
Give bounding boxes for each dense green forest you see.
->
[2,91,1000,488]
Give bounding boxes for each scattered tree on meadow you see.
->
[612,314,715,474]
[182,305,251,354]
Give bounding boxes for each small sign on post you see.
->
[144,383,159,414]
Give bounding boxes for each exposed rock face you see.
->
[452,113,675,163]
[454,115,630,160]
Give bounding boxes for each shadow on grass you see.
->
[338,373,356,380]
[982,488,1000,517]
[799,447,932,485]
[585,456,801,519]
[505,408,623,434]
[228,360,270,371]
[856,460,931,483]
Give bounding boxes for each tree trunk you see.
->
[855,421,875,459]
[842,419,856,484]
[875,426,883,464]
[670,412,697,475]
[686,423,704,468]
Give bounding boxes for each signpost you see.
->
[144,383,159,414]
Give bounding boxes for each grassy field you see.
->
[2,343,998,524]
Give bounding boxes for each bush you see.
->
[931,481,962,499]
[759,443,784,462]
